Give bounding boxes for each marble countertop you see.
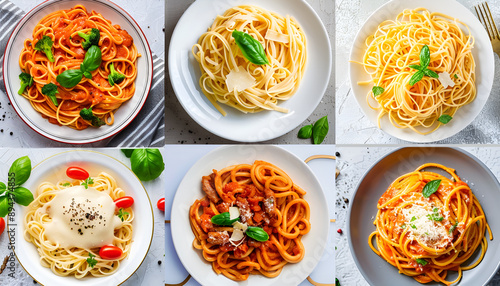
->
[165,0,334,144]
[335,0,500,144]
[335,146,500,286]
[0,0,164,148]
[0,148,165,286]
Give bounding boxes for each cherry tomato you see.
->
[114,196,134,208]
[157,198,165,212]
[0,218,5,236]
[99,245,123,260]
[66,167,89,180]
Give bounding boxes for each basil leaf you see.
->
[121,149,134,158]
[372,86,384,97]
[408,64,422,71]
[454,74,458,79]
[423,69,439,78]
[130,149,165,181]
[0,196,10,217]
[57,69,83,88]
[0,182,5,191]
[416,258,428,266]
[12,187,34,206]
[211,212,240,226]
[449,221,459,234]
[420,45,431,68]
[312,116,329,144]
[298,125,313,139]
[246,226,269,242]
[422,179,441,198]
[83,71,92,79]
[438,115,453,124]
[336,278,341,286]
[409,70,424,86]
[9,156,31,186]
[232,30,269,65]
[82,45,102,72]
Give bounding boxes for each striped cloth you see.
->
[0,0,164,147]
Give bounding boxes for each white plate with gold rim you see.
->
[11,150,154,286]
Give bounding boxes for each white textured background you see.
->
[0,148,165,286]
[0,0,164,148]
[336,0,500,144]
[335,146,500,286]
[165,0,335,144]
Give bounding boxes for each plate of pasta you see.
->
[12,150,154,285]
[2,0,153,144]
[168,0,331,142]
[170,145,329,285]
[348,147,500,285]
[349,0,495,142]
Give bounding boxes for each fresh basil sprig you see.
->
[372,86,384,97]
[232,30,269,65]
[211,212,240,226]
[56,45,102,88]
[246,226,269,242]
[438,115,452,124]
[408,45,439,86]
[416,258,428,266]
[0,156,34,217]
[298,125,313,139]
[422,179,441,198]
[129,149,165,181]
[81,177,93,189]
[297,116,329,144]
[117,208,129,222]
[87,253,97,268]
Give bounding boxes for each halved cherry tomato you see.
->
[114,196,134,208]
[0,218,5,236]
[66,167,89,180]
[99,245,123,260]
[157,198,165,212]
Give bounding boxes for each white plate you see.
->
[12,150,154,286]
[348,0,495,143]
[170,145,329,286]
[2,0,153,144]
[168,0,332,142]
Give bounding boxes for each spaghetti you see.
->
[24,172,133,278]
[192,5,306,115]
[355,8,476,134]
[369,163,491,285]
[189,160,310,281]
[19,5,140,129]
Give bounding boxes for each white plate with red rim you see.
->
[348,0,495,143]
[11,150,154,286]
[168,0,332,142]
[2,0,153,144]
[170,145,329,286]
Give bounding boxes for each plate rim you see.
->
[2,0,154,145]
[347,0,495,143]
[8,149,154,286]
[167,0,332,142]
[169,145,330,285]
[346,146,500,285]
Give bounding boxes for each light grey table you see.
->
[0,148,165,286]
[165,0,335,144]
[1,0,165,148]
[335,146,500,286]
[336,0,500,144]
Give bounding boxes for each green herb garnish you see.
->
[87,253,97,268]
[427,207,444,221]
[298,124,313,139]
[56,45,102,88]
[232,30,269,65]
[422,179,441,198]
[246,226,269,242]
[449,221,459,234]
[211,212,240,226]
[81,177,94,189]
[117,208,129,222]
[61,182,71,187]
[313,116,329,144]
[408,45,439,86]
[129,149,165,181]
[416,258,428,266]
[438,115,453,124]
[0,156,34,217]
[372,86,384,97]
[454,74,458,79]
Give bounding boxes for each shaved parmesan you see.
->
[229,206,240,220]
[224,14,258,28]
[438,72,456,89]
[226,67,256,92]
[265,29,289,44]
[232,221,248,232]
[230,229,244,242]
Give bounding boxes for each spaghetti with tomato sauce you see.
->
[19,5,139,129]
[189,160,310,281]
[369,163,492,285]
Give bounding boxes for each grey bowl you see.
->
[348,147,500,286]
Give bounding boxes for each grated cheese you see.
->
[401,204,451,248]
[226,67,256,92]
